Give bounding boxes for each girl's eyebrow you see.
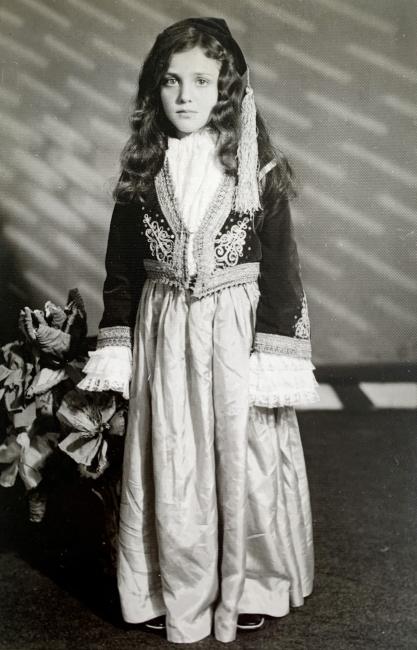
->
[164,71,215,78]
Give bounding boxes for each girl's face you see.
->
[160,46,220,138]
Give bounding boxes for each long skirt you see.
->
[117,280,314,644]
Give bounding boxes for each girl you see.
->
[79,17,318,644]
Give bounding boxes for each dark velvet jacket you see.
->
[97,161,311,359]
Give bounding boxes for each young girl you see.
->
[78,17,318,644]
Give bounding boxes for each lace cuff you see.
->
[77,346,132,400]
[249,351,319,408]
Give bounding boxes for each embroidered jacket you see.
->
[97,159,312,360]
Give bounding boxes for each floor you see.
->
[0,409,416,650]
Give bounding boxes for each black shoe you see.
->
[237,614,265,631]
[144,615,166,631]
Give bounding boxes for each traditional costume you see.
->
[79,18,318,644]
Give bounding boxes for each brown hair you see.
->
[114,22,295,206]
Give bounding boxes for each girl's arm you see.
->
[78,202,145,399]
[98,201,143,345]
[250,171,319,407]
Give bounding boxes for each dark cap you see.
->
[160,17,247,76]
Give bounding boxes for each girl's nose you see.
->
[178,82,192,103]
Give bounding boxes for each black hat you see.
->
[160,17,247,76]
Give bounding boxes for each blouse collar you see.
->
[165,128,224,233]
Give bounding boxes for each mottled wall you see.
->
[0,0,416,364]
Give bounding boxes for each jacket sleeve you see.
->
[253,179,312,360]
[249,171,319,407]
[78,201,145,399]
[97,200,145,350]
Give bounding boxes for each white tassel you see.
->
[235,84,261,217]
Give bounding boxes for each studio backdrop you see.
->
[0,0,416,365]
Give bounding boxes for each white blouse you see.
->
[78,129,319,407]
[166,129,224,276]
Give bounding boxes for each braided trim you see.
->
[154,161,185,278]
[97,326,132,349]
[254,332,312,359]
[192,175,236,291]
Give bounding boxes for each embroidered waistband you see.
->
[143,259,260,298]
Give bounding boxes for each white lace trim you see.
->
[249,352,319,408]
[166,130,223,233]
[77,346,132,400]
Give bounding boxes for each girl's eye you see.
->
[163,77,178,86]
[196,78,209,86]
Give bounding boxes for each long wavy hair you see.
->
[114,22,295,209]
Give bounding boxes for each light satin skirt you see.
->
[117,280,314,643]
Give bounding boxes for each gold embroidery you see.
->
[214,217,250,268]
[143,213,175,266]
[294,293,310,340]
